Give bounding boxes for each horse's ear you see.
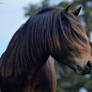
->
[72,6,82,16]
[65,5,71,12]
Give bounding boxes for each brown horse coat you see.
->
[24,56,56,92]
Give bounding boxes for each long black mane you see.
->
[0,7,89,80]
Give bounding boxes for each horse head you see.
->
[50,6,92,75]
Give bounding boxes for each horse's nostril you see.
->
[87,61,92,68]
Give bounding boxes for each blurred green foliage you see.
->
[24,0,92,92]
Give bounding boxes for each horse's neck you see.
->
[24,56,56,92]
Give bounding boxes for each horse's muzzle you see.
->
[77,61,92,75]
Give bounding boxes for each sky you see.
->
[0,0,63,56]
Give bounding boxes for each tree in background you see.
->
[24,0,92,92]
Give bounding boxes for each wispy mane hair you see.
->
[0,7,89,78]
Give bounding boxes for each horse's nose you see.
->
[86,61,92,69]
[76,61,92,75]
[82,61,92,74]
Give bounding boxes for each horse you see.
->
[0,6,92,92]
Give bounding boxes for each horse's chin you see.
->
[75,65,91,75]
[76,69,91,75]
[67,64,91,75]
[60,63,92,75]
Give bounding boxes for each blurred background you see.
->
[0,0,92,92]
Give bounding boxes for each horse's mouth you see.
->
[76,65,92,75]
[60,62,92,75]
[67,64,92,75]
